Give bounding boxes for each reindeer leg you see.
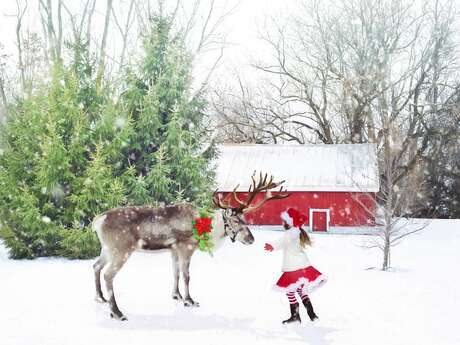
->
[104,253,132,321]
[179,245,199,307]
[93,253,108,303]
[171,248,183,301]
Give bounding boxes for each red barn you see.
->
[215,144,379,232]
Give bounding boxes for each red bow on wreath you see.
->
[194,217,212,235]
[287,208,307,228]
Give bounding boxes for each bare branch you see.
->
[111,0,136,74]
[15,0,28,93]
[96,0,114,88]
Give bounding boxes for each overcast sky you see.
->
[3,1,455,91]
[0,0,299,88]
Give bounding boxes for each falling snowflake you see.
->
[114,117,126,129]
[51,185,65,201]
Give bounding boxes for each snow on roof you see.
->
[215,143,380,192]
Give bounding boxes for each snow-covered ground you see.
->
[1,219,459,345]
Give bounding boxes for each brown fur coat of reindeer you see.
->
[92,173,289,320]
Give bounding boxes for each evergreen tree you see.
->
[0,15,216,259]
[119,13,215,207]
[0,40,131,259]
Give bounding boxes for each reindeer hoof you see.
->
[172,293,183,301]
[95,296,107,303]
[184,299,200,307]
[110,312,128,321]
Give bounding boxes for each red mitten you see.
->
[264,243,274,252]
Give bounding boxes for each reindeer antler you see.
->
[241,185,291,214]
[212,190,233,210]
[235,171,290,214]
[213,172,290,212]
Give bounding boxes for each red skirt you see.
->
[275,266,327,294]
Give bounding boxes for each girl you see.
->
[264,208,327,324]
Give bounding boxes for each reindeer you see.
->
[92,172,289,320]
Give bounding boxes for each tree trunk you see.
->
[45,0,57,62]
[118,0,135,74]
[382,97,394,271]
[96,0,114,88]
[86,0,96,43]
[16,0,27,93]
[56,0,63,62]
[0,77,7,121]
[382,233,391,271]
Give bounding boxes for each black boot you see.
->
[302,297,318,321]
[282,303,301,324]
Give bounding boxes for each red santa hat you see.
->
[280,208,307,228]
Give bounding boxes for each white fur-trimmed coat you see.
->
[270,228,310,272]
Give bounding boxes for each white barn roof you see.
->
[215,144,379,193]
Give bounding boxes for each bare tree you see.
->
[86,0,97,44]
[133,0,233,71]
[355,129,430,271]
[61,0,95,44]
[362,0,460,208]
[39,0,63,63]
[0,44,8,121]
[215,0,459,220]
[57,0,63,59]
[15,0,28,93]
[6,1,46,98]
[188,0,235,55]
[21,31,47,94]
[95,0,114,88]
[111,0,136,74]
[349,0,458,269]
[219,0,458,148]
[0,80,6,121]
[211,75,317,143]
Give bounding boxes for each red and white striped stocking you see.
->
[296,286,310,301]
[286,291,298,304]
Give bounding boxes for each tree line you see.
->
[212,0,460,221]
[0,0,228,258]
[0,0,458,263]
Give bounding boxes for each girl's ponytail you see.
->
[299,226,312,248]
